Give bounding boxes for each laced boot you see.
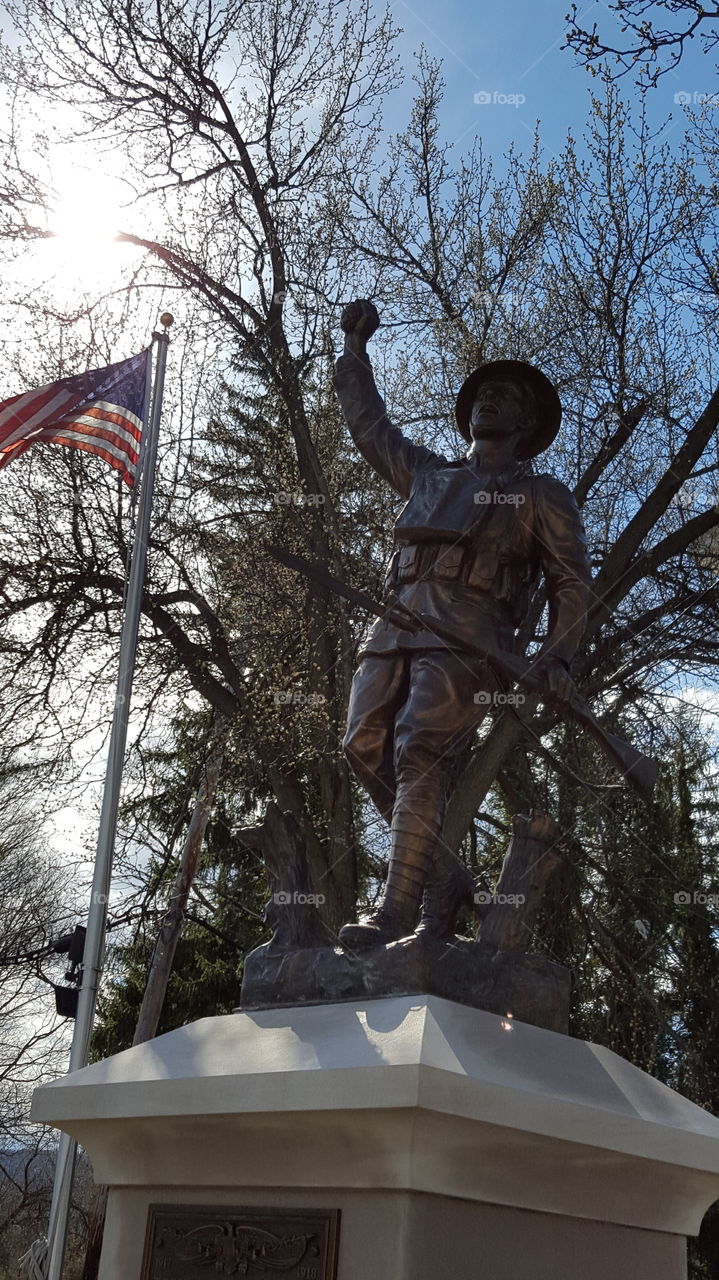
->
[339,803,437,949]
[415,851,477,941]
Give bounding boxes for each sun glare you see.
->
[37,159,139,292]
[53,192,118,251]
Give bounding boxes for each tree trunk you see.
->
[132,726,226,1045]
[478,810,562,952]
[238,803,334,950]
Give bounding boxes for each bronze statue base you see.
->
[238,934,570,1034]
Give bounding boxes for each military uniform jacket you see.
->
[333,352,591,664]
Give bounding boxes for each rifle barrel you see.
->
[413,612,658,803]
[266,547,658,803]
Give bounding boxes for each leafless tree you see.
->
[565,0,719,86]
[0,3,718,946]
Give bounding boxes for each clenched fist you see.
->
[340,299,380,340]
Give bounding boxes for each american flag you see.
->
[0,348,151,486]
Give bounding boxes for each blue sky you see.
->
[386,0,716,166]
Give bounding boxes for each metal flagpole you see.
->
[40,315,173,1280]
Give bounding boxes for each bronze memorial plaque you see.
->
[140,1204,340,1279]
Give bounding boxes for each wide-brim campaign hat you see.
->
[455,359,562,461]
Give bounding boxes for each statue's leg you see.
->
[340,649,489,947]
[415,847,478,940]
[342,653,409,825]
[416,660,500,938]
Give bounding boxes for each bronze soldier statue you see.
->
[333,299,591,949]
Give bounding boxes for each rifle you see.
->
[267,546,659,805]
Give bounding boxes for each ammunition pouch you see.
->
[385,540,538,628]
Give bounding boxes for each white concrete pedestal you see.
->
[32,996,719,1279]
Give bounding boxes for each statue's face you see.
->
[469,378,531,446]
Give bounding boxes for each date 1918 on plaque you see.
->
[140,1204,340,1279]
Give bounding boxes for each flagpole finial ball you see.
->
[159,312,174,329]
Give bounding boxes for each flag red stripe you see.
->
[43,417,141,460]
[0,389,29,417]
[0,431,137,485]
[0,348,150,485]
[79,404,143,440]
[0,383,60,429]
[0,388,78,447]
[39,433,139,473]
[40,435,136,485]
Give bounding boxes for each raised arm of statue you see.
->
[333,299,438,500]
